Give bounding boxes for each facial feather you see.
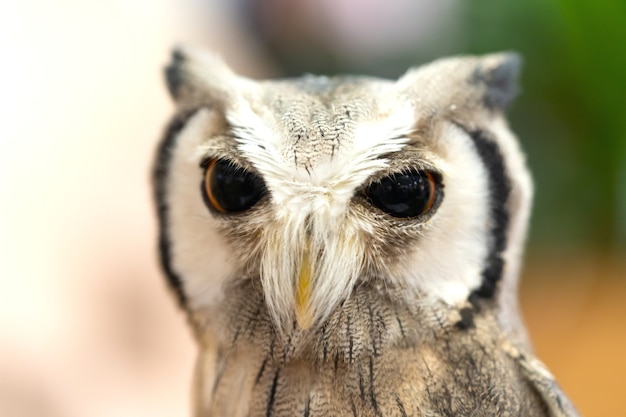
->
[223,96,417,330]
[158,48,528,332]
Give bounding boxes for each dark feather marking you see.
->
[350,398,358,417]
[395,311,406,341]
[460,126,512,299]
[470,53,522,110]
[421,356,435,404]
[255,358,268,385]
[454,307,476,331]
[556,392,564,411]
[368,356,382,416]
[376,311,386,330]
[153,109,200,307]
[433,312,451,352]
[321,322,329,361]
[367,303,378,356]
[233,291,263,347]
[468,292,482,311]
[347,314,354,363]
[265,369,281,417]
[465,352,478,375]
[269,332,276,358]
[164,49,186,99]
[247,302,263,335]
[442,384,453,411]
[211,365,225,396]
[231,325,242,347]
[358,370,366,402]
[303,395,311,417]
[395,395,408,417]
[283,331,293,362]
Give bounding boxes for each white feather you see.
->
[397,123,490,306]
[166,109,237,309]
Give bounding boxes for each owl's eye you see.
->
[363,170,439,218]
[202,158,266,213]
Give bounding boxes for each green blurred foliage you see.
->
[461,0,626,251]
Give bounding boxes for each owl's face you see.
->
[155,48,532,334]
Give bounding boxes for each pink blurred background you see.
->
[0,1,624,416]
[0,2,271,415]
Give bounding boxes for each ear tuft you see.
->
[165,47,187,101]
[163,45,247,107]
[473,53,523,110]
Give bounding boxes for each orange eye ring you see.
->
[204,159,226,213]
[202,158,266,214]
[422,171,438,214]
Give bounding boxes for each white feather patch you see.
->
[166,109,237,309]
[397,123,491,306]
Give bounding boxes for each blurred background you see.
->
[0,0,624,416]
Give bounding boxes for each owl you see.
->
[153,46,578,417]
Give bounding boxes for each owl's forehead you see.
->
[237,76,415,170]
[261,76,397,125]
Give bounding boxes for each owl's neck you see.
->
[192,279,553,417]
[193,279,491,367]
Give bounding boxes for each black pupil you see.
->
[208,160,264,212]
[365,171,433,218]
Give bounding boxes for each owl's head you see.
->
[154,47,532,335]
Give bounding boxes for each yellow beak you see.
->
[295,248,313,330]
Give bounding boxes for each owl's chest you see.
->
[195,307,547,417]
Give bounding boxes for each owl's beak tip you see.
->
[295,250,314,330]
[295,309,314,330]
